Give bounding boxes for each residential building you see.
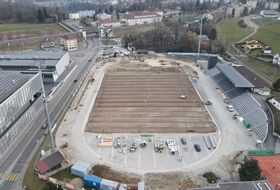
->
[211,40,222,54]
[60,35,78,51]
[163,9,182,17]
[260,10,279,18]
[69,13,79,20]
[265,2,279,10]
[100,18,121,28]
[226,0,257,18]
[97,13,111,20]
[245,39,263,51]
[121,9,163,26]
[79,10,95,18]
[144,7,163,17]
[198,35,210,50]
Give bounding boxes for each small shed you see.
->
[84,175,102,189]
[100,179,118,190]
[35,150,66,174]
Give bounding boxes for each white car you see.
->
[227,105,234,112]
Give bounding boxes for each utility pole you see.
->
[197,15,203,58]
[37,58,55,154]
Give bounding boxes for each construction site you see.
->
[56,55,259,189]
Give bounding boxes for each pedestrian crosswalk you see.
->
[6,173,20,181]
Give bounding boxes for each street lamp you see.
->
[36,57,55,154]
[197,15,204,57]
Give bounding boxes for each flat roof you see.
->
[0,51,67,66]
[0,71,29,104]
[233,65,268,88]
[216,64,255,88]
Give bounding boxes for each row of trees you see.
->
[0,2,65,23]
[122,21,224,54]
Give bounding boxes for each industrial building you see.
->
[0,51,70,82]
[0,71,43,157]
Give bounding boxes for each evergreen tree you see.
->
[208,28,217,40]
[238,159,262,181]
[43,7,48,18]
[37,9,44,23]
[273,78,280,92]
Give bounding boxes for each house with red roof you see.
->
[100,18,121,28]
[35,150,66,175]
[60,35,78,51]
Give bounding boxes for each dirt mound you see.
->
[69,178,84,188]
[91,164,141,184]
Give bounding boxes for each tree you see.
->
[37,9,44,23]
[242,7,249,16]
[43,7,48,18]
[273,78,280,92]
[238,159,262,181]
[208,28,217,40]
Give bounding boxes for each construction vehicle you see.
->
[193,71,199,79]
[61,142,68,149]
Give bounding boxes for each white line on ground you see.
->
[125,151,127,168]
[138,136,141,169]
[152,137,156,169]
[111,146,114,161]
[98,146,100,155]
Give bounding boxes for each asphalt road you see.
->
[0,38,101,190]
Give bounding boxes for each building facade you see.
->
[60,35,78,51]
[100,18,121,28]
[97,13,111,20]
[0,71,43,157]
[260,10,279,18]
[69,13,80,20]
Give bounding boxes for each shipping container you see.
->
[71,164,87,178]
[84,175,102,189]
[100,179,118,190]
[75,160,92,173]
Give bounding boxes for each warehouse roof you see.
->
[216,64,255,88]
[0,51,67,66]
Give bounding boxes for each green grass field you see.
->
[252,18,280,54]
[0,23,67,33]
[216,18,254,44]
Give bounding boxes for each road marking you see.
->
[111,146,114,161]
[138,136,140,169]
[6,173,20,181]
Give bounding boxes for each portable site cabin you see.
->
[84,175,102,189]
[100,179,118,190]
[71,160,92,178]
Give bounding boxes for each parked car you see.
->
[73,79,78,82]
[181,138,187,145]
[194,144,201,152]
[227,105,234,112]
[42,123,48,129]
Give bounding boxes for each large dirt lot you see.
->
[86,67,215,133]
[57,55,259,190]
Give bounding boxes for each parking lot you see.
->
[84,132,217,171]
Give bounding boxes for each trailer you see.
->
[202,136,211,150]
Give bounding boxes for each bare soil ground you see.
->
[86,64,215,134]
